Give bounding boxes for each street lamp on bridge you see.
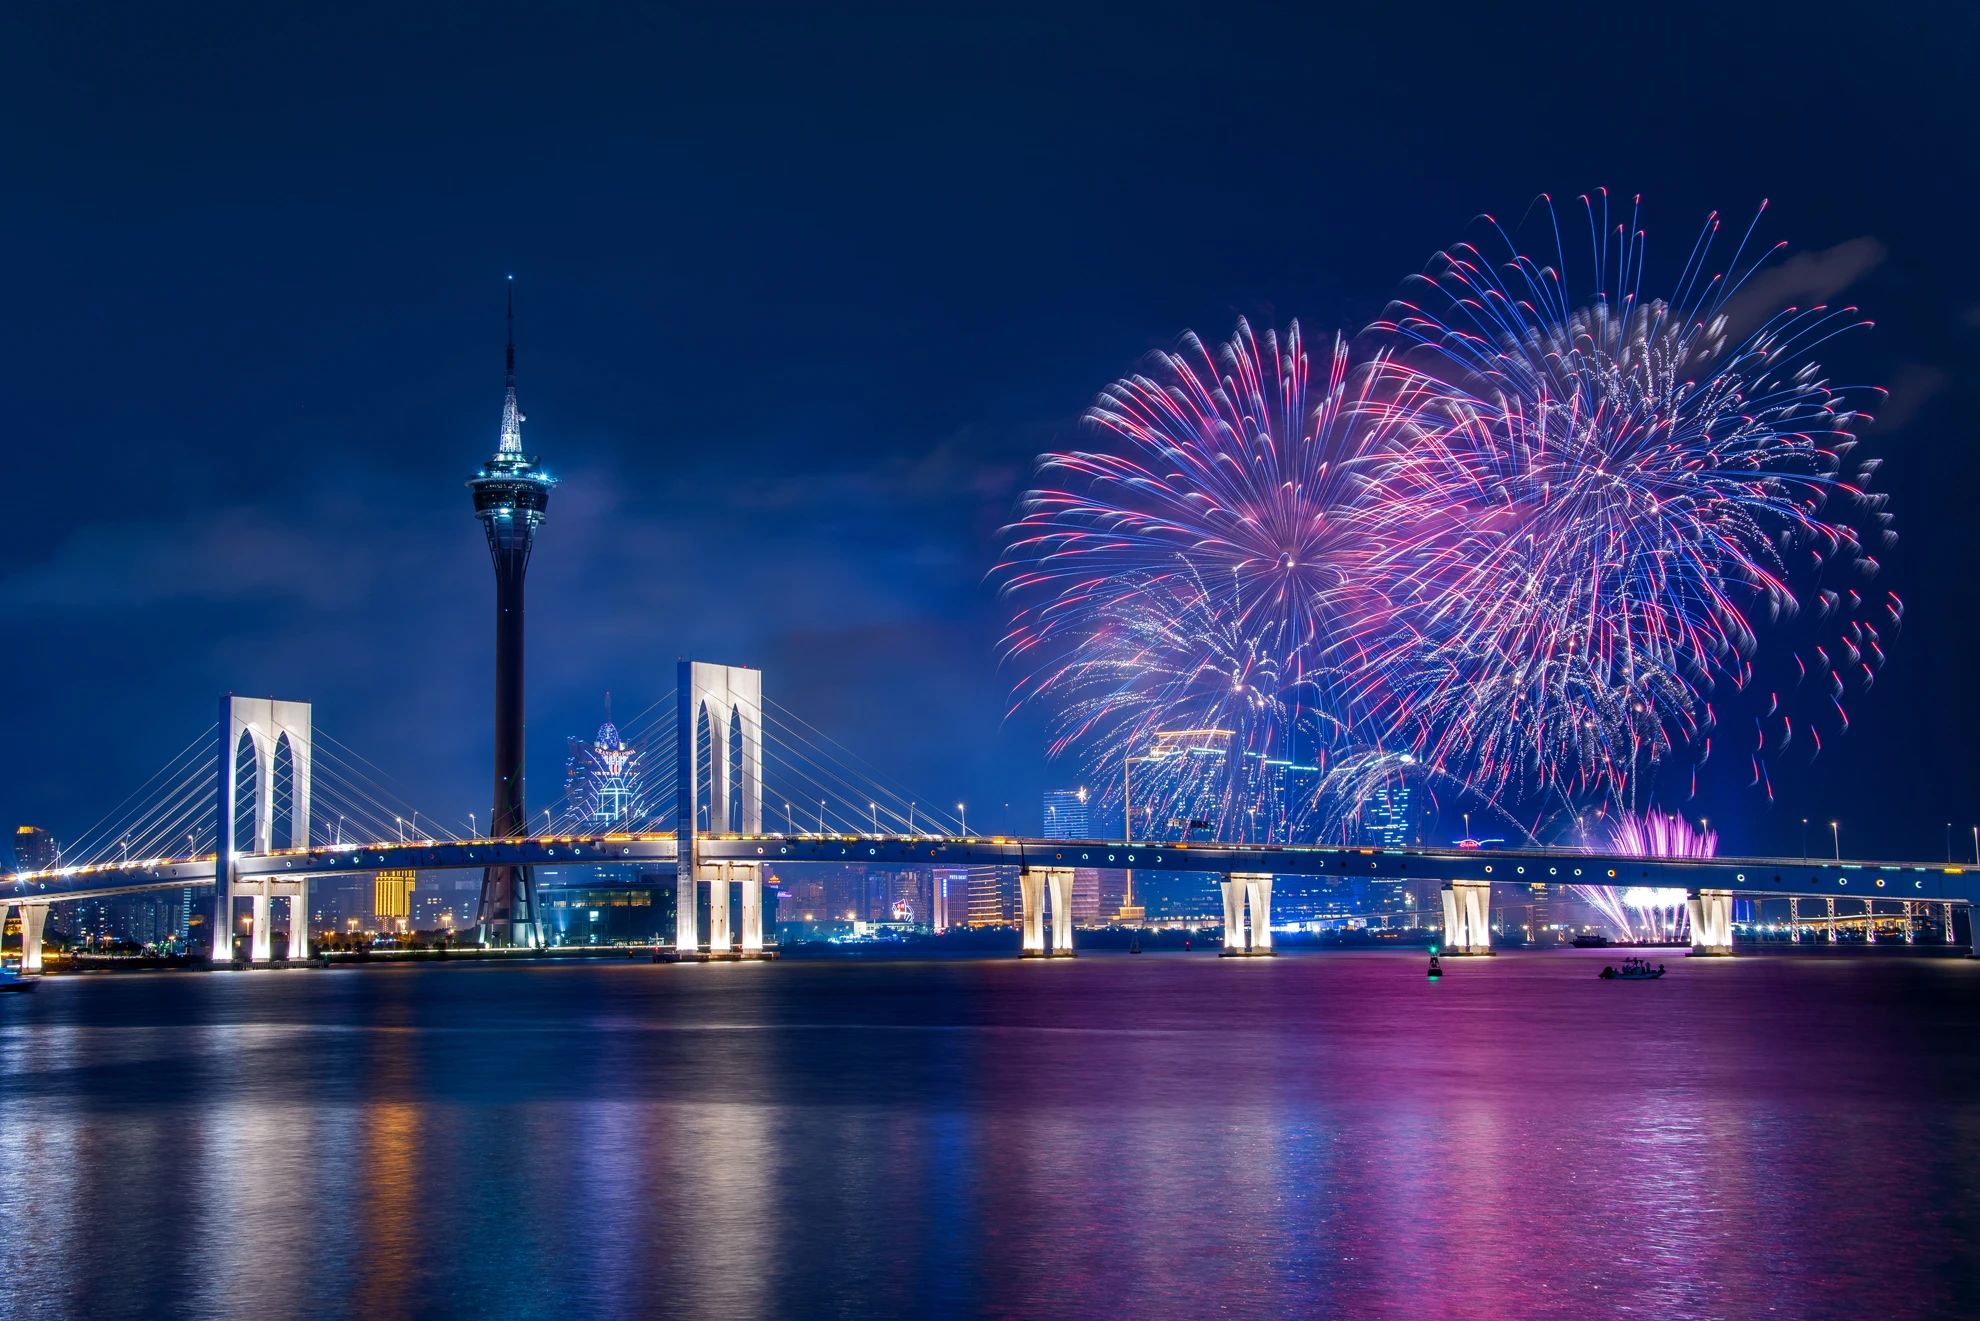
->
[1831,820,1841,861]
[957,802,967,836]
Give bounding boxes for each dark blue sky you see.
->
[4,1,1976,859]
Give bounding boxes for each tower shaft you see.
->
[468,281,554,946]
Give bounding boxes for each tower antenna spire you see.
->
[496,276,524,457]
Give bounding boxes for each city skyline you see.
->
[5,6,1977,864]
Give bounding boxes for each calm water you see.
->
[3,951,1978,1319]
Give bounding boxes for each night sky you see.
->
[5,2,1977,860]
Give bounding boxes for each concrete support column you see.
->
[1246,875,1273,953]
[286,889,310,961]
[708,870,732,954]
[1220,874,1274,956]
[1019,870,1046,955]
[1443,880,1492,955]
[211,870,236,963]
[739,866,764,953]
[1045,869,1076,955]
[19,904,48,974]
[675,874,699,954]
[249,886,273,963]
[1688,889,1736,956]
[1222,879,1246,952]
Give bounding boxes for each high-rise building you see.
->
[1364,783,1415,848]
[374,870,417,928]
[566,695,645,828]
[12,825,58,872]
[1042,788,1091,839]
[470,282,555,947]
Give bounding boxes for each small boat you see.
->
[1427,954,1443,980]
[0,968,37,994]
[1572,933,1613,949]
[1599,957,1666,981]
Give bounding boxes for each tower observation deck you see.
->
[469,280,554,946]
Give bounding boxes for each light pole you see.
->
[411,810,421,840]
[542,809,551,834]
[188,831,196,858]
[817,798,826,834]
[396,815,404,844]
[909,801,917,836]
[1971,825,1977,866]
[337,813,346,846]
[1800,818,1808,861]
[1831,820,1840,862]
[469,811,476,838]
[957,802,967,836]
[870,802,879,835]
[1462,811,1471,842]
[1948,822,1954,864]
[785,801,795,834]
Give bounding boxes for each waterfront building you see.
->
[966,865,1018,927]
[373,870,417,929]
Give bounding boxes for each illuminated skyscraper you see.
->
[469,281,554,947]
[566,695,645,828]
[1042,788,1091,839]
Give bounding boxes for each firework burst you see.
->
[1362,192,1897,808]
[996,320,1402,838]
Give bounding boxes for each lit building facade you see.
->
[12,825,58,871]
[373,870,417,928]
[565,697,645,828]
[1042,788,1091,839]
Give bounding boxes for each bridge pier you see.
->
[1440,880,1492,956]
[7,903,49,973]
[673,863,768,960]
[1688,889,1736,956]
[1018,867,1076,957]
[708,867,732,953]
[232,879,310,964]
[739,867,765,954]
[1220,872,1274,955]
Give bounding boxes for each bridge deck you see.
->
[6,834,1976,906]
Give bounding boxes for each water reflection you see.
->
[0,954,1976,1319]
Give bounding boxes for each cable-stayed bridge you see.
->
[6,660,1978,970]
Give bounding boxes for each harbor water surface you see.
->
[2,951,1977,1319]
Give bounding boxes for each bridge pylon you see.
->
[212,695,312,963]
[675,661,767,957]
